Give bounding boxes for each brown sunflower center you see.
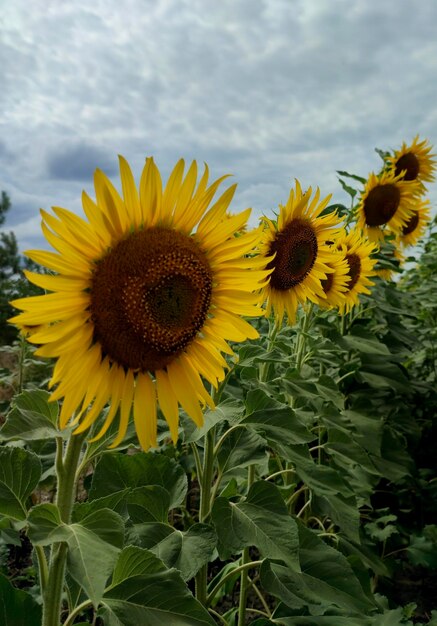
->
[363,184,401,227]
[402,211,419,235]
[267,219,318,290]
[321,272,334,294]
[395,152,420,181]
[90,228,212,371]
[345,253,361,291]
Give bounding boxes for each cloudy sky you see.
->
[2,0,437,252]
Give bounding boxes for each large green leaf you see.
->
[89,451,187,508]
[28,504,123,606]
[243,390,313,445]
[212,481,299,569]
[126,485,171,523]
[217,426,268,474]
[0,390,61,441]
[0,573,42,626]
[277,445,354,498]
[100,546,216,625]
[0,447,42,520]
[148,523,216,581]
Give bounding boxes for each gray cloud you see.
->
[1,0,436,252]
[46,142,118,181]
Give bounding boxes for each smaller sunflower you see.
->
[397,198,431,248]
[356,171,420,242]
[336,229,377,313]
[316,248,350,310]
[260,181,343,324]
[386,135,436,188]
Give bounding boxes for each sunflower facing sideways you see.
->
[10,157,269,450]
[260,181,344,323]
[397,198,431,248]
[316,248,350,310]
[356,170,420,242]
[386,135,436,189]
[335,229,377,313]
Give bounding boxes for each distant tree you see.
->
[0,192,43,345]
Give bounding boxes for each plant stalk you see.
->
[237,464,255,626]
[42,432,86,626]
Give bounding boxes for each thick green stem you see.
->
[206,559,264,606]
[42,432,86,626]
[195,426,216,605]
[237,464,255,626]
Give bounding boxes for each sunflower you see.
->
[386,135,436,189]
[316,248,350,310]
[397,198,431,248]
[10,157,268,450]
[356,170,420,242]
[260,181,343,324]
[335,229,377,313]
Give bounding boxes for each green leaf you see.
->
[338,178,357,199]
[89,451,187,509]
[313,492,360,541]
[127,485,171,523]
[336,170,367,184]
[27,503,62,542]
[243,390,313,445]
[0,390,61,441]
[341,326,391,355]
[101,546,216,626]
[0,572,42,626]
[212,481,299,569]
[183,400,244,443]
[217,426,268,474]
[277,445,354,498]
[0,447,42,520]
[148,523,217,581]
[28,504,123,606]
[73,489,130,521]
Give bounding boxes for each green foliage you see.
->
[1,191,437,625]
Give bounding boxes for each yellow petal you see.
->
[133,373,157,450]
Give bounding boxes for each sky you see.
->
[1,0,437,252]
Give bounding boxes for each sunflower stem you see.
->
[42,431,86,626]
[237,464,255,626]
[195,426,216,605]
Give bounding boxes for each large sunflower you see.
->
[260,181,343,323]
[398,198,431,248]
[335,229,377,313]
[10,157,268,450]
[356,170,420,242]
[386,135,436,188]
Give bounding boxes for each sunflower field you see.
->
[0,137,436,626]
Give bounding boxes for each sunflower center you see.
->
[364,184,401,227]
[395,152,420,181]
[345,253,361,291]
[402,212,419,235]
[321,272,334,294]
[90,228,212,371]
[267,219,318,290]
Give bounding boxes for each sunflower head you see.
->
[260,181,343,323]
[356,170,420,242]
[316,246,350,310]
[386,135,436,188]
[10,156,268,450]
[335,229,377,313]
[398,198,431,248]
